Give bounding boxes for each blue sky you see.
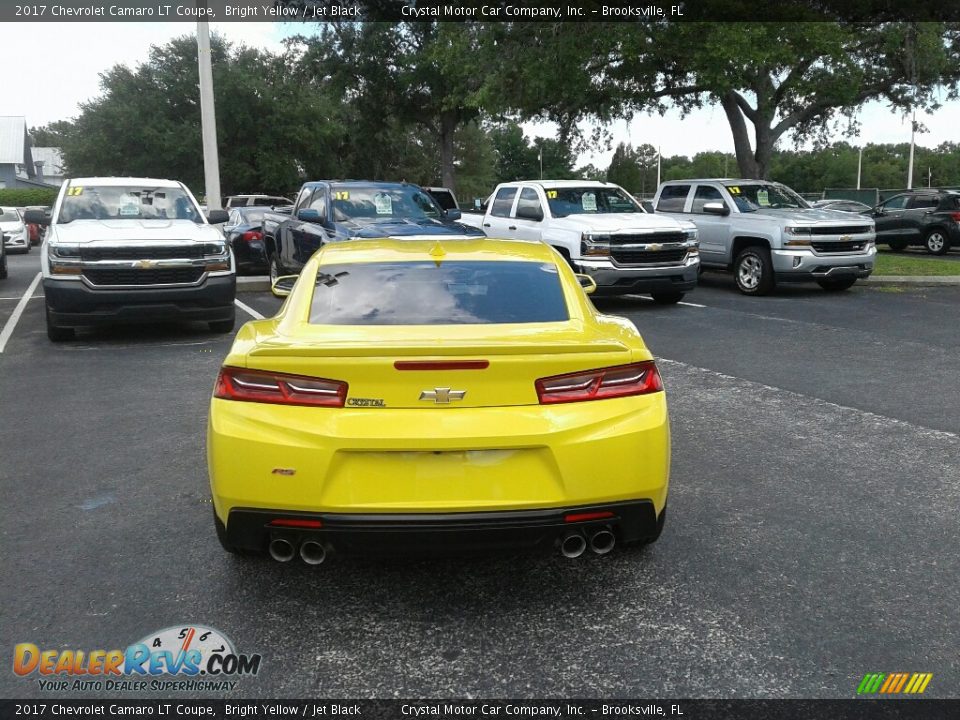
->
[12,21,958,171]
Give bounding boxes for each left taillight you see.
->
[214,367,347,407]
[241,230,263,242]
[536,361,663,404]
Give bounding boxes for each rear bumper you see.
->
[225,501,661,555]
[209,395,670,518]
[44,275,236,327]
[576,255,699,295]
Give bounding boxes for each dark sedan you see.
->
[223,207,270,275]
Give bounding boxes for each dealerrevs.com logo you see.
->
[13,625,262,692]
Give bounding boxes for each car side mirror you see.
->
[271,275,299,298]
[872,207,884,216]
[516,205,544,222]
[206,210,229,225]
[702,202,729,216]
[297,208,322,223]
[575,274,597,295]
[445,209,462,221]
[23,209,50,226]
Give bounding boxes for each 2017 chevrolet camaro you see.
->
[207,238,670,564]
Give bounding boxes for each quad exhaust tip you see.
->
[589,527,616,555]
[560,533,588,559]
[299,540,327,566]
[268,537,296,563]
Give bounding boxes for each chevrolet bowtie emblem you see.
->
[419,387,466,404]
[134,259,158,269]
[647,243,662,252]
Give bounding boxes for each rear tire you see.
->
[734,246,775,296]
[209,309,236,334]
[924,229,950,256]
[887,240,908,252]
[650,291,684,304]
[0,255,6,280]
[817,277,857,292]
[45,306,74,342]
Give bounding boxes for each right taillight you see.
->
[536,361,663,404]
[241,230,263,242]
[950,212,960,222]
[214,366,347,407]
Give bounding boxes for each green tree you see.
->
[304,22,487,193]
[57,35,342,197]
[491,21,960,179]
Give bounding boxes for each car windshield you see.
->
[331,186,443,223]
[309,261,569,325]
[725,183,810,212]
[545,187,641,218]
[0,208,21,222]
[58,185,202,223]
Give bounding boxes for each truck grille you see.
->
[810,226,872,236]
[811,241,867,253]
[83,268,205,286]
[611,248,688,265]
[611,232,687,245]
[80,245,206,261]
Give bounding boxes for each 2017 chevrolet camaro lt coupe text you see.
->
[208,238,670,564]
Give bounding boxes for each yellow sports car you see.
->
[207,238,669,563]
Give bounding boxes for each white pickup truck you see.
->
[459,180,700,303]
[25,177,236,341]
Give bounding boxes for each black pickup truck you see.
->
[262,181,484,279]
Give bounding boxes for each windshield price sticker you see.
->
[334,191,350,201]
[756,189,770,206]
[67,187,83,196]
[582,193,598,212]
[374,193,393,215]
[546,190,558,199]
[727,186,741,194]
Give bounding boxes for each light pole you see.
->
[856,147,863,190]
[197,20,222,210]
[907,108,916,190]
[656,146,661,188]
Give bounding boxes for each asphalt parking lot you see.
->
[1,251,958,699]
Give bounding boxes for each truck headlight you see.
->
[48,244,82,274]
[581,233,611,257]
[203,242,231,271]
[783,227,813,246]
[683,227,698,243]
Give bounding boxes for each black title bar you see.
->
[1,700,959,719]
[4,0,960,22]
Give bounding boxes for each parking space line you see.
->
[0,295,43,301]
[623,294,707,308]
[0,272,42,354]
[234,298,265,320]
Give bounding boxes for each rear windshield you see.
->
[309,261,569,325]
[58,185,202,223]
[0,208,20,222]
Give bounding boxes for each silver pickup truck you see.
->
[652,179,877,295]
